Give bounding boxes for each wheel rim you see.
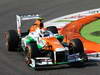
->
[69,43,75,50]
[25,46,32,64]
[69,42,78,54]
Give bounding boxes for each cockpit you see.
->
[42,30,54,37]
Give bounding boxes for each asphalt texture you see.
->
[0,0,100,75]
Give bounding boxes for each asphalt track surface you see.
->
[0,0,100,75]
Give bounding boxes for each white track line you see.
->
[44,8,100,28]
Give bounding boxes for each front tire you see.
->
[69,38,84,54]
[25,43,41,65]
[69,38,88,61]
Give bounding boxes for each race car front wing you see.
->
[29,52,83,68]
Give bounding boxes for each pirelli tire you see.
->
[25,43,42,64]
[5,30,19,51]
[25,42,41,58]
[47,26,58,34]
[69,38,88,61]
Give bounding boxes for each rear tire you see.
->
[4,30,19,51]
[47,26,58,34]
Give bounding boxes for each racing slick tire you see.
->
[69,38,88,61]
[25,43,41,65]
[47,26,58,34]
[4,30,19,51]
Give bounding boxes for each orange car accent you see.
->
[60,13,100,53]
[42,37,64,51]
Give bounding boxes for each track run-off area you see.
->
[81,19,100,43]
[0,0,100,75]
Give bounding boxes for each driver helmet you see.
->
[34,18,44,29]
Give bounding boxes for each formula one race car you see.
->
[4,14,88,69]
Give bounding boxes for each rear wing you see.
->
[16,14,41,36]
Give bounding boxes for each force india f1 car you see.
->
[4,14,88,69]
